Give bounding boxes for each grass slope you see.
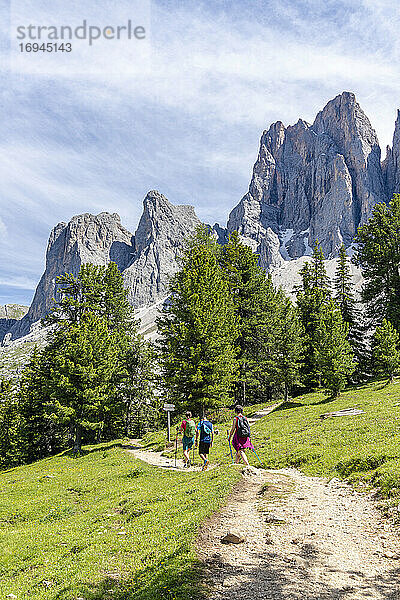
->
[0,442,240,600]
[148,379,400,501]
[3,379,400,599]
[211,380,400,501]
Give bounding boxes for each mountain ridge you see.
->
[3,91,399,343]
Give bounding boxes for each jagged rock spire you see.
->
[228,91,386,266]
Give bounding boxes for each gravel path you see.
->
[128,441,214,472]
[198,468,400,600]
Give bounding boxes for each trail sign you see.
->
[163,403,175,441]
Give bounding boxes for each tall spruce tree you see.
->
[18,346,64,462]
[296,242,331,388]
[46,262,136,334]
[219,231,277,404]
[45,313,121,453]
[372,319,400,383]
[0,380,22,468]
[354,195,400,332]
[117,339,158,438]
[19,262,153,459]
[334,245,368,377]
[314,298,355,396]
[265,293,304,402]
[157,226,238,414]
[334,245,355,326]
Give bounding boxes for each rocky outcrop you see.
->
[123,190,201,307]
[228,92,386,267]
[9,213,135,340]
[0,304,28,320]
[6,192,200,341]
[0,305,29,342]
[383,110,400,198]
[6,92,400,344]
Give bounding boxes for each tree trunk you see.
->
[284,382,288,404]
[73,423,82,456]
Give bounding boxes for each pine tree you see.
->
[334,245,355,326]
[116,339,158,438]
[311,240,331,290]
[219,231,277,404]
[45,313,121,453]
[0,380,22,468]
[334,245,368,378]
[157,226,238,414]
[296,242,331,388]
[18,263,152,459]
[266,294,304,402]
[18,345,64,462]
[314,298,355,396]
[372,319,400,382]
[354,195,400,332]
[46,262,136,334]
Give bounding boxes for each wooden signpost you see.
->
[163,403,175,442]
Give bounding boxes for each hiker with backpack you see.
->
[178,411,196,468]
[195,414,214,471]
[228,405,253,466]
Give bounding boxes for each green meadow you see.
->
[2,378,400,599]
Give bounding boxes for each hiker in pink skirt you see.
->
[228,405,254,465]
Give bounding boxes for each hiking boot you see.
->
[187,459,191,468]
[202,460,209,471]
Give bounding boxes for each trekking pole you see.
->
[174,431,178,468]
[227,430,234,463]
[251,443,263,466]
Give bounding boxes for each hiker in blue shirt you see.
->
[195,415,214,471]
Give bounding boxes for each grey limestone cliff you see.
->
[6,191,200,341]
[122,190,201,307]
[383,110,400,199]
[227,91,386,267]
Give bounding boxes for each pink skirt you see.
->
[232,432,254,451]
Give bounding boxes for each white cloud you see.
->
[0,276,37,290]
[3,0,400,305]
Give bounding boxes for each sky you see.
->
[1,0,400,306]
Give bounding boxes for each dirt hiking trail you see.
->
[198,468,400,600]
[128,440,216,472]
[128,413,400,599]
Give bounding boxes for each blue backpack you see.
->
[199,420,213,442]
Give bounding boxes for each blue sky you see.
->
[1,0,400,306]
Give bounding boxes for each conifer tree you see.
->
[314,298,355,396]
[354,195,400,331]
[219,231,276,404]
[372,319,400,382]
[116,339,158,438]
[266,294,304,402]
[334,245,355,326]
[0,380,22,468]
[18,346,63,462]
[157,226,238,414]
[334,245,368,377]
[46,262,136,334]
[18,263,152,459]
[296,242,331,388]
[45,313,121,453]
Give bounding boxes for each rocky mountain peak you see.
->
[228,91,386,267]
[6,191,201,341]
[123,191,201,307]
[383,110,400,199]
[135,190,198,254]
